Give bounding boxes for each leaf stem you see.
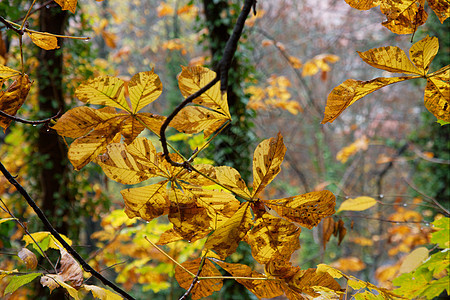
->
[6,19,90,40]
[144,236,195,277]
[20,0,37,31]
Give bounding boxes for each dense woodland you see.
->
[0,0,449,299]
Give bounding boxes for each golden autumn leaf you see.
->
[337,196,377,212]
[0,75,31,131]
[41,274,80,300]
[264,190,336,229]
[357,47,422,75]
[83,285,123,300]
[215,166,252,199]
[215,261,284,298]
[344,0,379,10]
[54,0,77,13]
[27,32,59,50]
[246,213,300,264]
[0,64,20,81]
[288,56,302,69]
[425,77,450,122]
[282,268,342,299]
[427,0,450,23]
[23,231,73,250]
[322,77,412,123]
[174,258,223,300]
[252,132,286,198]
[204,202,252,259]
[331,257,366,272]
[322,217,335,250]
[157,2,174,17]
[336,136,369,163]
[128,70,162,113]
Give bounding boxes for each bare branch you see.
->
[0,109,62,125]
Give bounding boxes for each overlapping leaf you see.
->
[53,71,166,169]
[322,36,449,123]
[345,0,449,33]
[172,66,231,137]
[174,258,223,300]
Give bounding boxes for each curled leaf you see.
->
[18,248,37,270]
[0,75,32,131]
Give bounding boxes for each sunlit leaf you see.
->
[337,196,377,212]
[0,75,31,131]
[322,77,412,123]
[171,106,229,137]
[75,76,129,111]
[5,273,42,295]
[431,217,449,248]
[427,0,450,23]
[357,46,421,75]
[121,181,169,220]
[0,64,20,80]
[409,36,439,74]
[264,190,335,229]
[252,132,286,198]
[128,70,162,114]
[174,258,223,300]
[23,231,73,250]
[27,32,59,50]
[424,77,450,122]
[18,248,37,270]
[381,2,427,34]
[246,213,300,264]
[283,268,341,299]
[204,202,252,259]
[83,284,123,300]
[344,0,380,10]
[215,166,251,199]
[215,261,284,298]
[54,0,77,13]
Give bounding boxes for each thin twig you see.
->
[0,16,23,34]
[0,162,135,300]
[179,256,206,300]
[0,109,62,125]
[159,0,256,167]
[403,177,449,216]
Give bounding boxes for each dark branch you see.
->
[0,16,23,35]
[179,257,206,300]
[0,162,135,300]
[160,0,256,167]
[0,109,62,125]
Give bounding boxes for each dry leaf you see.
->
[54,0,77,13]
[18,248,37,270]
[58,249,83,289]
[0,75,31,131]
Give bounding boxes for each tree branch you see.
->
[159,0,256,167]
[0,162,135,300]
[0,109,62,125]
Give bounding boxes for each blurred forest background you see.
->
[0,0,448,299]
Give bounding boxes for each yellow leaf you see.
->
[424,77,450,122]
[321,77,412,123]
[101,30,117,49]
[157,2,174,17]
[331,257,366,272]
[174,258,223,300]
[0,64,20,80]
[215,261,284,298]
[284,268,341,298]
[409,36,439,75]
[215,166,251,199]
[344,0,380,10]
[357,46,421,75]
[23,231,73,249]
[381,2,427,34]
[302,60,319,77]
[157,228,184,245]
[0,75,31,131]
[83,284,123,300]
[336,136,369,163]
[27,32,59,50]
[288,56,302,68]
[178,66,231,118]
[120,116,146,144]
[54,0,77,13]
[204,202,252,259]
[121,181,169,220]
[337,196,377,212]
[135,112,166,134]
[171,106,229,138]
[52,106,119,138]
[252,132,286,198]
[246,213,300,264]
[75,76,129,112]
[128,70,162,113]
[398,247,429,274]
[68,122,122,170]
[428,0,450,23]
[96,141,159,185]
[18,248,37,270]
[264,190,335,229]
[316,264,344,279]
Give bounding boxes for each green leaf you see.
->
[437,119,450,126]
[431,217,450,248]
[5,273,42,294]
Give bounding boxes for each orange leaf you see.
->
[0,75,31,131]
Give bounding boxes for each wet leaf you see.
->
[252,132,286,198]
[18,248,37,270]
[337,196,377,212]
[246,213,300,264]
[264,190,335,229]
[204,202,252,259]
[381,2,427,34]
[27,32,59,50]
[174,258,223,300]
[283,268,341,299]
[322,217,335,250]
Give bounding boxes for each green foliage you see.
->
[4,273,42,295]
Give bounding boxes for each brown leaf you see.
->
[0,75,31,131]
[322,217,335,250]
[283,268,341,299]
[427,0,450,23]
[58,249,83,289]
[337,219,347,245]
[54,0,77,13]
[174,258,223,300]
[264,190,336,229]
[381,2,427,34]
[18,248,37,270]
